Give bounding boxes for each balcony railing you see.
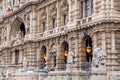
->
[79,16,92,25]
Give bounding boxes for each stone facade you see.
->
[0,0,120,80]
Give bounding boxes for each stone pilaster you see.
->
[93,33,97,48]
[100,0,106,14]
[6,23,10,44]
[111,31,116,53]
[55,39,61,70]
[18,49,23,65]
[83,1,85,18]
[46,6,50,30]
[45,42,49,69]
[57,0,61,27]
[101,31,106,52]
[27,44,37,69]
[68,0,72,23]
[29,6,37,40]
[30,7,37,34]
[74,0,79,21]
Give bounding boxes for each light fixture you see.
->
[86,46,92,54]
[64,51,68,57]
[44,54,47,61]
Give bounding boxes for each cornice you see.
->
[3,0,47,19]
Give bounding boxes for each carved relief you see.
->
[40,8,47,21]
[11,31,23,46]
[61,0,68,15]
[92,47,106,71]
[24,13,30,34]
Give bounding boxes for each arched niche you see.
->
[39,45,47,69]
[10,17,26,39]
[61,41,69,70]
[49,43,57,70]
[81,35,92,70]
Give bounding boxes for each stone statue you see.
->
[16,31,21,39]
[67,51,75,64]
[14,31,22,45]
[23,57,27,69]
[92,48,106,71]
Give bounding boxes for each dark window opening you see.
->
[62,41,69,70]
[41,46,46,69]
[81,1,83,18]
[54,55,56,67]
[86,36,92,62]
[43,22,46,31]
[20,23,26,37]
[15,50,19,65]
[64,15,67,25]
[53,19,56,29]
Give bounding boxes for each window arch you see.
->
[39,46,47,69]
[11,17,26,39]
[42,22,46,32]
[61,41,69,70]
[20,23,26,37]
[81,35,92,71]
[63,14,67,25]
[52,18,56,29]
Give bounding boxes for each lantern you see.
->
[44,54,47,61]
[64,51,68,57]
[86,46,92,54]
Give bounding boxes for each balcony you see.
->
[79,16,92,25]
[38,26,67,40]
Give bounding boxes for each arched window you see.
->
[20,23,26,37]
[53,18,56,29]
[39,46,47,69]
[81,0,93,18]
[42,22,46,31]
[81,35,92,70]
[86,36,92,62]
[63,15,67,25]
[61,41,69,70]
[15,50,19,65]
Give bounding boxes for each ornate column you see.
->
[45,41,49,69]
[74,0,79,21]
[18,49,23,65]
[68,0,72,23]
[6,22,11,47]
[74,33,79,70]
[101,31,106,52]
[100,0,106,14]
[111,31,115,53]
[27,44,37,69]
[46,6,50,30]
[29,6,37,40]
[89,0,92,15]
[83,1,85,18]
[57,0,61,27]
[93,33,97,48]
[77,32,85,70]
[55,38,61,70]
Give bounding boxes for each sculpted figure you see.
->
[23,57,27,68]
[92,48,106,71]
[67,51,75,64]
